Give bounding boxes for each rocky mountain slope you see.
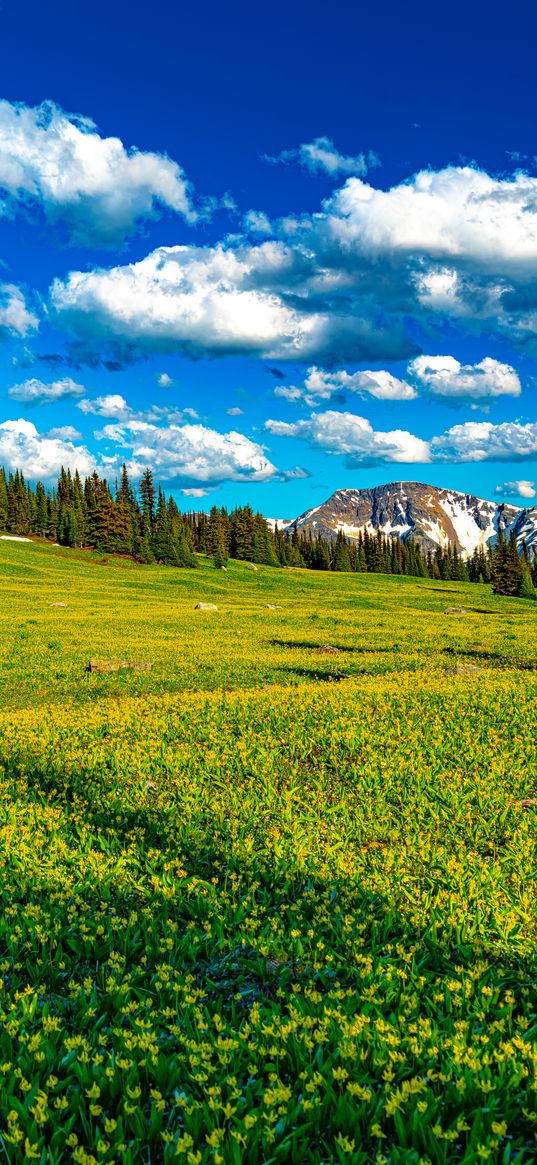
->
[288,481,537,557]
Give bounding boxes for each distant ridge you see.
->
[286,481,537,559]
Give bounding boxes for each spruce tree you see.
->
[0,468,8,530]
[519,565,537,600]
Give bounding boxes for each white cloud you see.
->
[0,99,195,245]
[45,425,83,441]
[0,417,96,478]
[494,479,536,500]
[0,283,38,338]
[243,210,273,235]
[78,393,131,420]
[226,406,244,416]
[273,386,303,403]
[158,372,174,388]
[431,420,537,462]
[266,137,379,178]
[181,486,214,497]
[321,166,537,272]
[275,365,417,406]
[8,376,85,404]
[267,409,537,468]
[48,160,537,365]
[265,410,430,466]
[50,240,413,364]
[97,419,278,483]
[409,355,521,401]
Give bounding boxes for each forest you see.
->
[1,464,535,597]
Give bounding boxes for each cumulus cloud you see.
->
[78,394,194,426]
[78,393,131,420]
[50,240,415,365]
[0,406,283,487]
[409,355,521,402]
[431,420,537,462]
[157,372,174,388]
[45,424,83,441]
[265,411,430,466]
[266,137,379,178]
[8,376,85,404]
[275,365,417,406]
[226,406,244,416]
[47,160,537,365]
[494,479,536,500]
[181,486,214,497]
[0,417,96,478]
[0,283,38,338]
[96,419,278,484]
[319,165,537,272]
[266,409,537,468]
[0,99,195,245]
[243,210,273,235]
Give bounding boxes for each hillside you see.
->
[0,537,536,1162]
[1,534,536,709]
[288,480,537,557]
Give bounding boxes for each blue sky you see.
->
[1,0,537,515]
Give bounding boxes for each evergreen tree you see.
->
[492,529,523,596]
[332,529,352,571]
[0,468,8,530]
[519,565,537,600]
[139,468,156,530]
[34,482,48,537]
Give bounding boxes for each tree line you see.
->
[0,464,535,598]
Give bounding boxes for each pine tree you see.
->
[519,565,537,600]
[139,468,156,531]
[0,468,8,530]
[34,482,48,537]
[492,529,523,596]
[332,529,351,571]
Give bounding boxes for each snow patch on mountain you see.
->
[287,481,537,559]
[265,518,293,532]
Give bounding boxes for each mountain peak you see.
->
[288,481,535,558]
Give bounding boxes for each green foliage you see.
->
[2,463,536,598]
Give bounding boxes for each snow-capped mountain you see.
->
[265,518,293,532]
[287,481,537,558]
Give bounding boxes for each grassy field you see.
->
[0,538,536,1165]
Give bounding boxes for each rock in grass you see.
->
[443,664,483,677]
[517,798,537,809]
[51,602,68,608]
[87,659,151,673]
[313,645,340,655]
[444,607,467,615]
[194,602,218,611]
[245,563,258,571]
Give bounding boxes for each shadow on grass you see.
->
[6,761,537,997]
[269,638,356,652]
[2,760,537,1163]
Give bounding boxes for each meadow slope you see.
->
[0,539,535,1165]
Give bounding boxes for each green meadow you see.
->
[0,538,535,1165]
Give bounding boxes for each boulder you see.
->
[88,659,152,673]
[195,602,218,611]
[313,645,340,655]
[443,664,483,677]
[245,563,258,571]
[444,607,467,615]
